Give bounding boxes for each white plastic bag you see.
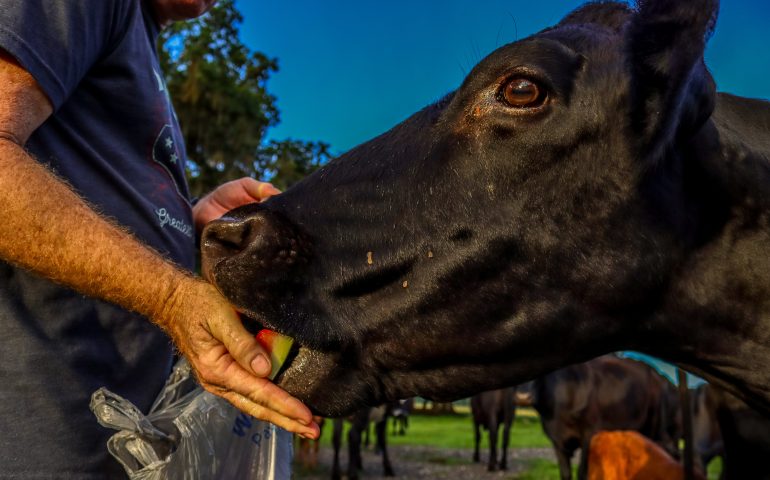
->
[90,358,292,479]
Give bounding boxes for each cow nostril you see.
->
[201,209,313,284]
[202,217,258,258]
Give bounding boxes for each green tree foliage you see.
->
[256,139,331,191]
[158,0,331,197]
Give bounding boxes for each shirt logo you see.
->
[155,207,193,238]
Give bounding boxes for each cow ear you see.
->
[626,0,718,159]
[557,2,632,33]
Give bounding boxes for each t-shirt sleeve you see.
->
[0,0,131,111]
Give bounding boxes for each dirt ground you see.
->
[293,444,556,479]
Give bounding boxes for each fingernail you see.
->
[251,354,270,376]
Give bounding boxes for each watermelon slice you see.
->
[256,329,295,380]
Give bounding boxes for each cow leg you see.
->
[577,437,592,480]
[309,439,318,469]
[487,421,499,472]
[331,418,343,480]
[308,435,320,469]
[348,422,363,480]
[376,417,396,476]
[500,420,512,470]
[473,421,481,463]
[373,422,382,456]
[554,446,574,480]
[363,420,371,448]
[295,437,305,468]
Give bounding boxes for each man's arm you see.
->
[0,51,319,438]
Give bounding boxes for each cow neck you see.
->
[645,109,770,416]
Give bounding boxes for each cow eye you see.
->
[500,78,546,108]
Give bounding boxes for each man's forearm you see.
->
[0,138,189,326]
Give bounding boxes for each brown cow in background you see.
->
[533,355,681,480]
[588,430,706,480]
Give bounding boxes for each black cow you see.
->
[705,385,770,480]
[391,398,413,436]
[331,405,395,480]
[201,0,770,419]
[471,387,517,472]
[532,355,681,480]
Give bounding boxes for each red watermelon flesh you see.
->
[256,329,295,380]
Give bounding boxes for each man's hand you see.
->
[160,278,320,438]
[187,177,322,437]
[193,178,281,233]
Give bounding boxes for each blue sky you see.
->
[235,0,770,155]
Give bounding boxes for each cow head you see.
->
[201,0,719,416]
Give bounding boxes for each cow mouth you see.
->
[226,301,387,416]
[239,314,304,382]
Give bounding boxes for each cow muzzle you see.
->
[200,207,313,314]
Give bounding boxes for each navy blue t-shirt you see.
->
[1,0,195,262]
[0,0,195,477]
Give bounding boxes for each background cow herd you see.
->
[295,353,770,479]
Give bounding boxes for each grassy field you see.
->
[318,408,551,450]
[318,409,724,479]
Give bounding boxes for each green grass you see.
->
[509,459,574,480]
[318,408,552,450]
[707,457,723,480]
